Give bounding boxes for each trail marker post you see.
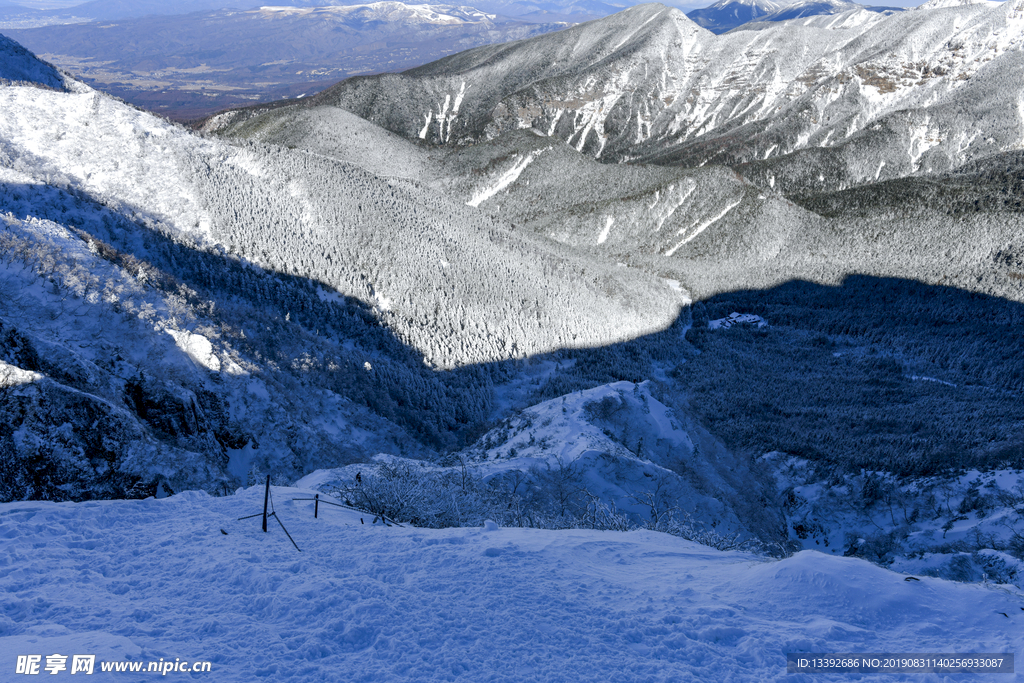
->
[262,475,270,532]
[237,475,302,551]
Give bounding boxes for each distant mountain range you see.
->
[685,0,903,33]
[686,0,803,33]
[3,2,572,119]
[2,0,626,23]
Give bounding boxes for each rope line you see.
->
[290,495,403,527]
[271,511,301,552]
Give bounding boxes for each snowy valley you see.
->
[2,1,1024,678]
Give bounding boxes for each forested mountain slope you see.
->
[204,0,1024,306]
[211,93,1024,309]
[0,39,691,503]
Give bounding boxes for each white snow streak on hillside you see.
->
[908,119,941,170]
[442,80,467,142]
[0,360,42,387]
[166,330,221,372]
[466,148,547,207]
[419,110,433,139]
[1018,93,1024,147]
[665,198,741,256]
[651,182,695,232]
[0,488,1021,682]
[422,81,469,141]
[597,215,614,244]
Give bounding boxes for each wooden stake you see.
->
[262,475,270,533]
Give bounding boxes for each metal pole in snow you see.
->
[262,475,270,532]
[314,494,319,519]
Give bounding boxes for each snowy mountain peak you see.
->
[686,0,801,32]
[755,0,876,23]
[0,33,66,89]
[708,0,801,9]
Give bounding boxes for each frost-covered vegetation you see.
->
[771,457,1024,586]
[318,459,768,553]
[682,277,1024,476]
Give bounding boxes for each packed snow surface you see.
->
[1,487,1022,681]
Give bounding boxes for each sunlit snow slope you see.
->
[0,488,1021,682]
[0,62,687,370]
[0,37,696,499]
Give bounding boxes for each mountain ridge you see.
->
[0,31,66,87]
[220,0,1023,194]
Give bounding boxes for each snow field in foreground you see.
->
[1,486,1022,682]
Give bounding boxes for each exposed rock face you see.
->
[1,320,232,501]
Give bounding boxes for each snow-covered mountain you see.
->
[2,2,1023,606]
[687,0,902,33]
[0,38,706,506]
[265,0,1023,194]
[9,0,1024,679]
[205,0,1024,307]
